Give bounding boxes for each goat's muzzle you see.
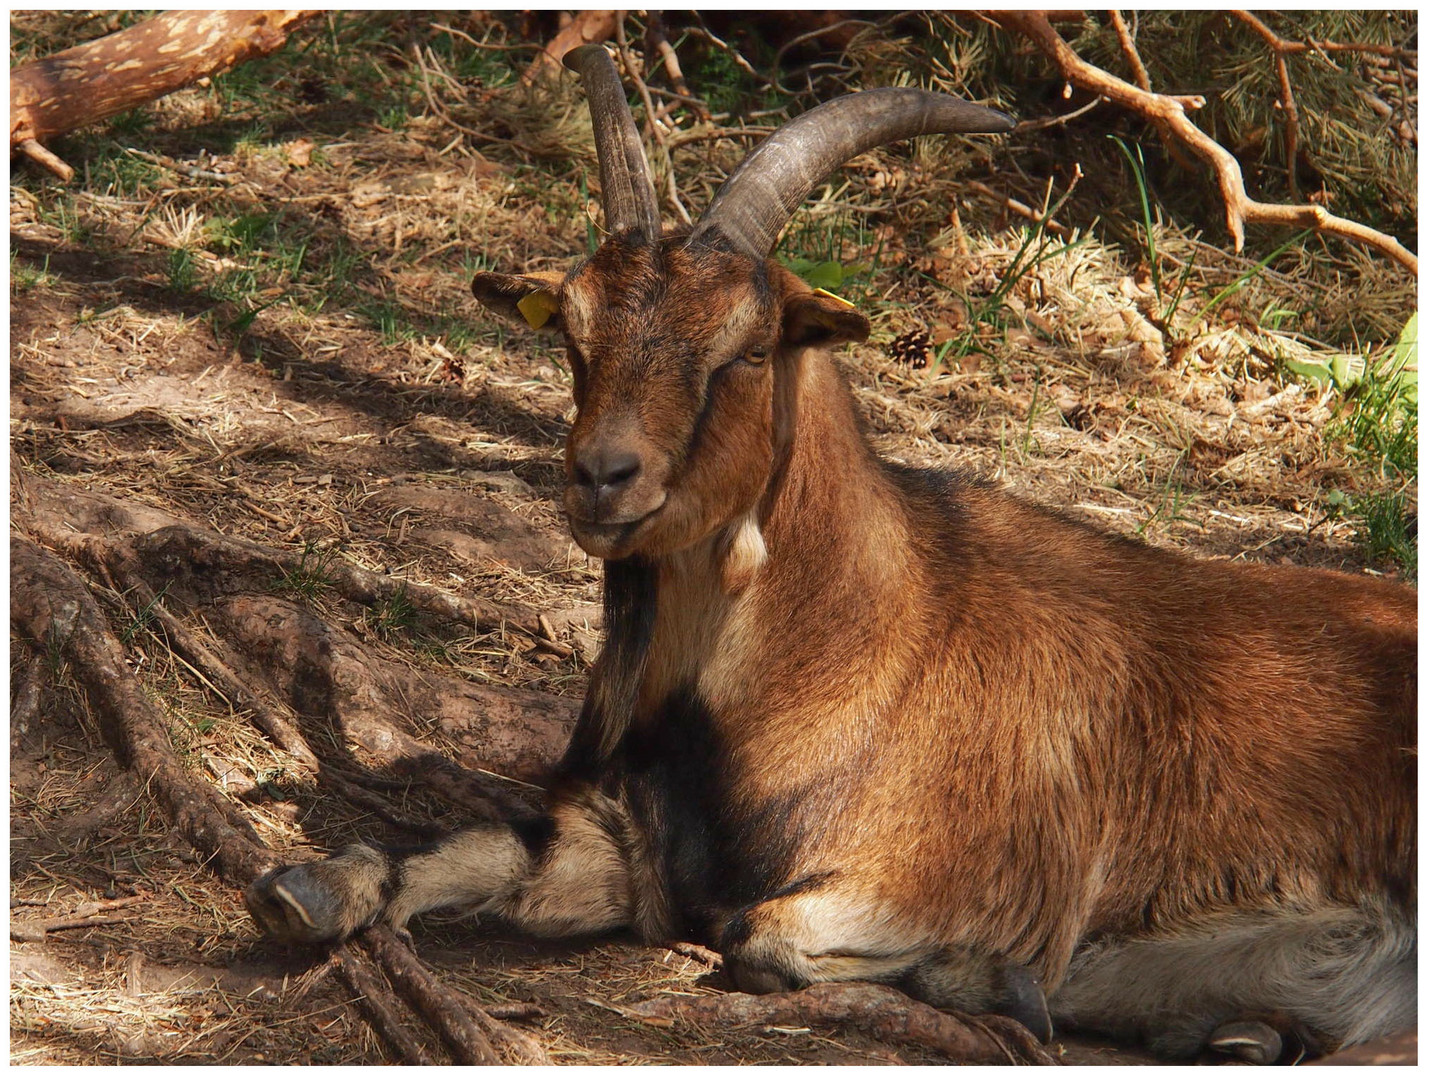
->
[564,430,669,558]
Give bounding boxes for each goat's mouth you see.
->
[565,499,666,559]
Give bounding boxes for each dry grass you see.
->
[9,10,1414,1066]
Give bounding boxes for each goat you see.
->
[246,45,1416,1063]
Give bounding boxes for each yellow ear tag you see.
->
[517,289,559,330]
[812,287,856,310]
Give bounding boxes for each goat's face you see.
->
[474,234,868,560]
[472,45,1009,561]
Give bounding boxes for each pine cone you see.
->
[888,329,934,369]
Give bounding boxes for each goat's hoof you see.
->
[245,844,387,943]
[998,963,1053,1043]
[1208,1019,1283,1065]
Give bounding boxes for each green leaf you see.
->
[1281,356,1334,386]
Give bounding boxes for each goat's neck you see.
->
[633,349,908,716]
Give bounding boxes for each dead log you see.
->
[625,982,1059,1065]
[11,10,318,181]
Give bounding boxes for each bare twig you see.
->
[682,19,765,85]
[992,11,1417,276]
[769,19,878,95]
[613,14,692,227]
[125,148,234,185]
[17,138,74,182]
[644,12,701,118]
[1231,11,1304,201]
[1108,11,1151,91]
[965,182,1073,239]
[1012,96,1103,134]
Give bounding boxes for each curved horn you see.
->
[563,44,661,240]
[691,88,1015,256]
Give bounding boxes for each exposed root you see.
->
[15,474,551,640]
[118,574,320,770]
[333,945,436,1065]
[625,982,1060,1065]
[358,925,550,1065]
[11,537,276,884]
[11,536,554,1063]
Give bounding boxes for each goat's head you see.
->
[473,45,1012,562]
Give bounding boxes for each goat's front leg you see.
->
[245,788,632,943]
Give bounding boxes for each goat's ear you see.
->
[782,288,871,348]
[471,270,566,330]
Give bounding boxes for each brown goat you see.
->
[246,46,1416,1062]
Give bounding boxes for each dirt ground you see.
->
[9,11,1413,1068]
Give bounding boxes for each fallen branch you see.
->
[1231,11,1304,201]
[624,982,1059,1065]
[992,10,1417,276]
[10,10,318,180]
[1108,11,1151,92]
[522,10,617,85]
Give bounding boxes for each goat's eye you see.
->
[745,346,769,365]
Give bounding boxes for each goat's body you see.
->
[246,62,1414,1060]
[538,348,1416,1051]
[246,339,1415,1062]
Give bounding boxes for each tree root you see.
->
[10,531,556,1063]
[358,926,549,1065]
[625,982,1059,1065]
[992,10,1417,276]
[15,474,553,641]
[333,945,436,1065]
[12,537,277,884]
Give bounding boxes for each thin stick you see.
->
[614,14,692,226]
[965,181,1073,239]
[1108,10,1151,92]
[17,138,74,181]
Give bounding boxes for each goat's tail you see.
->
[1049,902,1416,1059]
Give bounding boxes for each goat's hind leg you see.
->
[718,888,1051,1040]
[245,786,632,943]
[1050,904,1416,1062]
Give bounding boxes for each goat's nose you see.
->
[574,446,642,498]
